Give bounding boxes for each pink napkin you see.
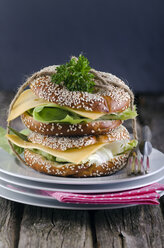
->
[42,183,164,205]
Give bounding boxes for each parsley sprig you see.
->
[51,55,95,93]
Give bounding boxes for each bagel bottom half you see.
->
[21,112,122,137]
[24,149,129,177]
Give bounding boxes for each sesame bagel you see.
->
[24,149,129,177]
[28,132,97,151]
[30,74,130,113]
[21,112,122,136]
[27,125,130,151]
[6,56,138,179]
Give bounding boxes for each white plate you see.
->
[0,179,51,199]
[0,148,164,185]
[0,177,163,210]
[0,168,164,193]
[0,185,137,210]
[0,176,164,200]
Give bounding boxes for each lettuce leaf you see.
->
[8,128,30,155]
[31,149,56,162]
[99,107,137,121]
[0,127,23,154]
[8,127,29,141]
[28,104,137,124]
[30,139,138,164]
[30,149,68,163]
[0,127,30,155]
[30,104,89,124]
[0,127,13,154]
[122,139,138,153]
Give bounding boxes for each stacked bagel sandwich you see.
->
[7,55,137,177]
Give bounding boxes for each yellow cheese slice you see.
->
[8,89,105,121]
[71,108,104,120]
[6,134,105,164]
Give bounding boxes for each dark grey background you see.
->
[0,0,164,92]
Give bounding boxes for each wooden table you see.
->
[0,91,164,248]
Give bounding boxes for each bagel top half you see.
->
[7,66,137,127]
[30,73,130,114]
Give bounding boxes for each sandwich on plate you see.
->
[6,55,137,177]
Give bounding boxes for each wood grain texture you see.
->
[0,199,24,248]
[94,206,164,248]
[18,207,93,248]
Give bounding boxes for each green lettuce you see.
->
[0,127,29,155]
[8,127,29,141]
[122,139,138,153]
[31,139,138,164]
[28,104,137,124]
[31,149,56,162]
[29,104,89,124]
[8,128,30,154]
[99,107,137,121]
[0,127,13,154]
[30,149,68,163]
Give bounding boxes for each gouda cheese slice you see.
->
[8,89,105,121]
[6,134,105,164]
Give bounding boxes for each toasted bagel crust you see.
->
[28,133,97,151]
[30,75,130,113]
[24,149,129,177]
[21,112,122,136]
[27,125,130,151]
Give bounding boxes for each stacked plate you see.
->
[0,148,164,209]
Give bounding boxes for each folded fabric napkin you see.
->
[42,183,164,205]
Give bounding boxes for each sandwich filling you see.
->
[6,127,137,166]
[29,138,137,166]
[8,89,137,123]
[27,105,137,124]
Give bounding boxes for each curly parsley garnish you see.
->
[51,55,95,93]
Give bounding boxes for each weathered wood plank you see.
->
[18,207,93,248]
[0,199,24,248]
[94,205,164,248]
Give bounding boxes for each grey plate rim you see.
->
[0,169,163,193]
